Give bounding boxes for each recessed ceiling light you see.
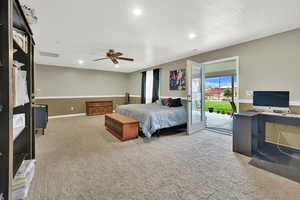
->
[78,59,84,64]
[188,33,197,39]
[115,64,120,68]
[133,8,142,16]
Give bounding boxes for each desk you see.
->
[233,111,300,182]
[233,112,300,156]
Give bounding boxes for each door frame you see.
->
[201,56,240,112]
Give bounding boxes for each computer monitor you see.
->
[253,91,289,112]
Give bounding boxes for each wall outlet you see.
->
[246,90,253,97]
[70,106,75,111]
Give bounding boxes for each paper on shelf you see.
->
[12,160,36,200]
[13,67,29,107]
[13,60,25,68]
[13,114,25,140]
[13,127,25,140]
[13,114,25,128]
[14,160,35,181]
[13,30,28,53]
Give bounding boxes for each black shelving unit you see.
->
[0,0,35,199]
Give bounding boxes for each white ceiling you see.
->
[21,0,300,73]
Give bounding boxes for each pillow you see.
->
[155,99,163,105]
[169,98,182,107]
[161,98,171,106]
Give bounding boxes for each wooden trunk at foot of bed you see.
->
[105,113,139,141]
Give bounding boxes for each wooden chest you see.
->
[86,101,113,116]
[105,113,139,141]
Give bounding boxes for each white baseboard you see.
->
[130,95,141,98]
[49,113,86,119]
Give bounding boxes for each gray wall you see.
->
[35,65,129,97]
[128,60,187,97]
[127,71,142,96]
[127,28,300,101]
[204,60,236,74]
[36,28,300,101]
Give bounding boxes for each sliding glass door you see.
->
[186,60,206,135]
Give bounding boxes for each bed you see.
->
[116,103,187,138]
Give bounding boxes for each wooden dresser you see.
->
[105,113,139,141]
[86,101,113,116]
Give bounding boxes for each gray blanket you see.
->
[116,104,187,138]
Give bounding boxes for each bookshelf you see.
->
[0,0,35,199]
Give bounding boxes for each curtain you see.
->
[141,71,146,104]
[152,68,160,102]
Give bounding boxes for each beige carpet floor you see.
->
[28,116,300,200]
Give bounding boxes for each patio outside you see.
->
[205,76,237,133]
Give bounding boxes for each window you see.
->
[141,69,160,104]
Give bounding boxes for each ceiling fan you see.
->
[93,49,134,64]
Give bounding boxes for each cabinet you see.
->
[34,105,48,135]
[233,112,258,157]
[86,101,113,116]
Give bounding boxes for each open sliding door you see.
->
[186,60,206,135]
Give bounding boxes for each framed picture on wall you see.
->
[169,69,186,90]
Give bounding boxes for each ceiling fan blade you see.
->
[93,57,109,62]
[117,57,134,62]
[111,57,119,64]
[114,52,123,57]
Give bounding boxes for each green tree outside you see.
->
[223,88,232,98]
